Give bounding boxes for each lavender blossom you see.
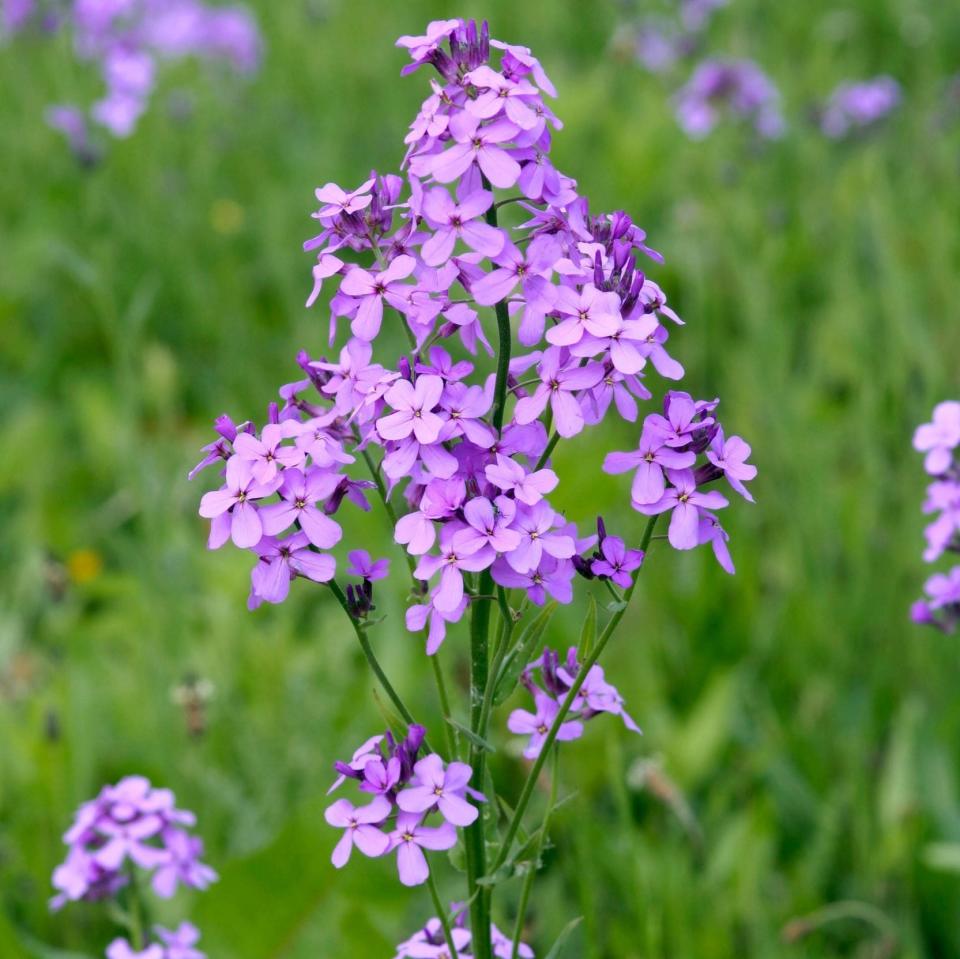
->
[25,0,261,148]
[821,76,901,138]
[912,402,960,632]
[675,58,785,139]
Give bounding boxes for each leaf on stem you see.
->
[492,602,558,706]
[445,716,497,753]
[543,917,584,959]
[577,595,597,661]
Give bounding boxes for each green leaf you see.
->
[445,716,497,753]
[577,595,597,660]
[493,602,557,705]
[543,917,584,959]
[371,687,406,738]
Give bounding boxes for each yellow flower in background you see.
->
[67,549,103,584]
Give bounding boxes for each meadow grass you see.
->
[1,1,960,956]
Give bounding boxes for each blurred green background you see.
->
[2,0,960,956]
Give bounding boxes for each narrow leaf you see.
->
[543,917,584,959]
[577,595,597,660]
[445,716,497,753]
[493,601,557,705]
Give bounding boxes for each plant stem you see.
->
[426,868,462,959]
[464,568,494,959]
[534,431,560,471]
[327,580,431,751]
[431,651,459,758]
[464,175,515,959]
[125,866,147,950]
[511,746,559,957]
[490,513,659,874]
[359,445,456,753]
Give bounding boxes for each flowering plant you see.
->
[912,401,960,633]
[50,776,215,958]
[191,18,756,957]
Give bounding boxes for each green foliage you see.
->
[2,1,960,957]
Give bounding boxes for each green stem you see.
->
[359,445,457,754]
[464,175,516,959]
[511,746,559,956]
[125,866,147,950]
[490,514,659,874]
[431,651,459,758]
[327,580,431,751]
[534,431,560,471]
[426,868,462,959]
[464,568,494,959]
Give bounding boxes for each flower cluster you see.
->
[912,402,960,633]
[324,724,481,887]
[51,776,215,959]
[820,75,901,138]
[14,0,260,152]
[613,0,728,75]
[603,390,754,568]
[674,58,785,140]
[192,19,756,957]
[193,18,755,648]
[395,911,533,959]
[509,647,640,759]
[193,410,373,609]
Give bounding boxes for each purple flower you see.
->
[346,549,390,581]
[492,921,534,959]
[675,58,784,139]
[395,919,473,959]
[378,375,446,445]
[389,812,458,887]
[485,454,558,505]
[705,427,757,501]
[547,283,622,347]
[324,796,392,868]
[492,554,575,605]
[420,187,504,265]
[328,734,385,794]
[106,941,164,959]
[508,690,583,759]
[604,421,697,505]
[821,76,901,138]
[415,525,495,613]
[259,467,343,548]
[396,754,479,827]
[151,829,217,898]
[428,114,522,189]
[505,500,576,573]
[313,177,375,218]
[198,456,280,549]
[453,496,522,556]
[248,532,336,607]
[634,468,729,549]
[232,422,304,484]
[340,255,418,341]
[514,348,605,438]
[155,923,206,959]
[591,535,644,588]
[914,401,960,475]
[51,776,215,911]
[698,510,735,574]
[405,593,469,655]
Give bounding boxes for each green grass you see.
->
[2,1,960,956]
